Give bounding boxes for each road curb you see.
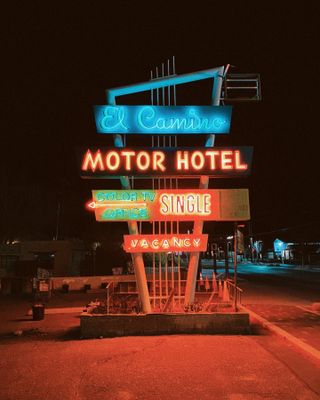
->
[27,307,86,316]
[240,305,320,362]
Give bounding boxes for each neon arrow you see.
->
[87,201,147,210]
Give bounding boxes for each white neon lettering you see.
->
[159,193,211,216]
[160,194,169,214]
[162,239,169,249]
[194,238,201,247]
[124,235,207,252]
[176,151,189,170]
[140,239,148,249]
[152,239,159,249]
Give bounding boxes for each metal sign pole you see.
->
[234,222,238,311]
[184,66,225,306]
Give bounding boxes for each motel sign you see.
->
[79,64,259,313]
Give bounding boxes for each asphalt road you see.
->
[201,261,320,303]
[1,333,320,400]
[1,262,320,399]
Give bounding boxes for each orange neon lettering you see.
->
[176,151,189,170]
[191,151,205,170]
[153,151,166,171]
[136,151,150,170]
[121,151,136,170]
[221,151,233,169]
[105,151,120,170]
[205,151,220,169]
[82,150,104,172]
[235,150,247,170]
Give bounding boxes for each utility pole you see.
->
[54,201,61,241]
[225,237,229,278]
[249,220,254,262]
[234,222,238,311]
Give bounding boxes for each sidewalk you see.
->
[0,293,106,338]
[245,304,320,352]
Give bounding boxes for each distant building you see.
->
[1,240,89,277]
[273,239,320,264]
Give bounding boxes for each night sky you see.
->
[2,2,320,244]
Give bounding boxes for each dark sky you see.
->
[2,1,320,243]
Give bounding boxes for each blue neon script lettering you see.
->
[137,106,227,131]
[100,107,128,131]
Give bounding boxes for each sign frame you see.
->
[89,188,250,222]
[79,146,253,179]
[94,105,232,135]
[123,234,208,253]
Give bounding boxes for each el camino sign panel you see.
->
[80,147,253,178]
[88,189,250,222]
[123,234,208,253]
[94,105,232,135]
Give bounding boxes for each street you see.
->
[1,262,320,399]
[1,333,320,400]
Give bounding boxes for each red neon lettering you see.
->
[221,151,233,169]
[153,151,166,171]
[105,151,120,171]
[235,150,247,170]
[205,151,220,170]
[121,151,136,170]
[82,150,104,172]
[136,151,150,170]
[191,151,205,170]
[176,151,189,170]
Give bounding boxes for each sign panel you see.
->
[89,189,250,222]
[123,234,208,253]
[94,105,232,135]
[79,147,253,178]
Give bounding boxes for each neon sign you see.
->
[79,147,253,178]
[88,189,250,221]
[123,234,208,253]
[94,105,232,134]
